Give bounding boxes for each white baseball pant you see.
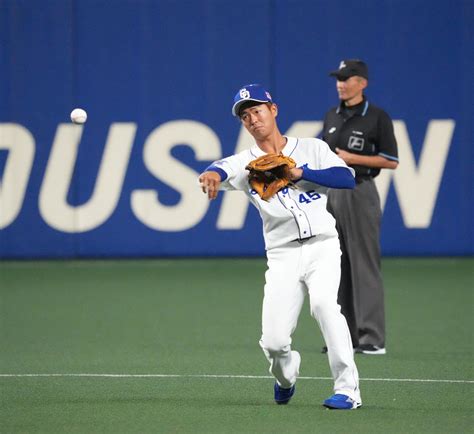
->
[259,233,361,403]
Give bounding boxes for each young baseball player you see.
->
[199,84,362,409]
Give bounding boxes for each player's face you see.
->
[240,103,277,139]
[336,76,367,105]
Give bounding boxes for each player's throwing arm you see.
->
[199,171,221,200]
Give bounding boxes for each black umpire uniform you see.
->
[323,61,398,354]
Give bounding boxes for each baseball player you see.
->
[199,84,362,409]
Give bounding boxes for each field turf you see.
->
[1,258,472,433]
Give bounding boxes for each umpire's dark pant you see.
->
[327,177,385,348]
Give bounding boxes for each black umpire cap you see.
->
[329,59,369,80]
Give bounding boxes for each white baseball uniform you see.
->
[208,136,361,403]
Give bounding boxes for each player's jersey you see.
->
[211,136,354,250]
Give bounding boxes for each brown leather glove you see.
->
[245,153,297,201]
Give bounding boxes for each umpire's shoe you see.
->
[274,383,295,405]
[355,344,386,355]
[323,394,362,410]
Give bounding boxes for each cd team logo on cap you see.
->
[232,84,273,117]
[239,88,251,99]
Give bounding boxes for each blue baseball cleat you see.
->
[323,394,362,410]
[274,382,295,405]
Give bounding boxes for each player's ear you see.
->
[271,103,278,117]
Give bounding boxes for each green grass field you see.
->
[1,258,472,433]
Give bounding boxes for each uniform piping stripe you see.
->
[287,138,299,157]
[276,189,313,239]
[290,191,313,239]
[378,152,399,161]
[362,100,369,116]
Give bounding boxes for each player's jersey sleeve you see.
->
[207,152,249,191]
[377,110,399,161]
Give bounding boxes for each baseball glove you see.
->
[245,153,297,201]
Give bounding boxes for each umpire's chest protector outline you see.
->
[213,137,353,250]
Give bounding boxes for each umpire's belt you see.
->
[355,175,372,184]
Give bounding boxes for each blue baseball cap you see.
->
[232,84,273,117]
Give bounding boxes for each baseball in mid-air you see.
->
[70,108,87,124]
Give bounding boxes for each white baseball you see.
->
[70,108,87,124]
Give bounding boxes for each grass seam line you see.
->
[0,373,472,384]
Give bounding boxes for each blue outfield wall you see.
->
[0,0,472,258]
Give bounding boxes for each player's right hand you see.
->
[198,171,221,200]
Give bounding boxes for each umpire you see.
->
[323,59,399,355]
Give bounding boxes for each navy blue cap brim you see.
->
[329,70,354,79]
[329,70,368,80]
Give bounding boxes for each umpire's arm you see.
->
[335,148,398,169]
